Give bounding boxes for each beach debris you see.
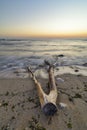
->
[27,66,58,116]
[58,54,64,57]
[59,102,67,109]
[68,96,74,103]
[74,93,82,98]
[67,118,72,129]
[0,101,9,109]
[67,122,72,129]
[82,63,87,67]
[74,69,79,72]
[28,116,46,130]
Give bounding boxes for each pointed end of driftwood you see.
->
[42,103,57,116]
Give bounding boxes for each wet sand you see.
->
[0,74,87,130]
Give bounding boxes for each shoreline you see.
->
[0,74,87,130]
[0,65,87,79]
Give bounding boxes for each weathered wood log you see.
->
[27,66,58,116]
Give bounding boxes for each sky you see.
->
[0,0,87,38]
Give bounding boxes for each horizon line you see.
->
[0,32,87,39]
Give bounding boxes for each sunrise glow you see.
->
[0,0,87,38]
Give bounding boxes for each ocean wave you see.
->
[0,38,87,78]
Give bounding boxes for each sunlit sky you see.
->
[0,0,87,38]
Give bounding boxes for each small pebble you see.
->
[59,102,67,109]
[58,54,64,57]
[75,69,79,72]
[56,78,64,83]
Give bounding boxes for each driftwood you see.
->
[27,66,58,116]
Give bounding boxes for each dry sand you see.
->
[0,74,87,130]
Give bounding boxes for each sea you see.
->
[0,38,87,78]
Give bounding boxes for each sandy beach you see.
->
[0,74,87,130]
